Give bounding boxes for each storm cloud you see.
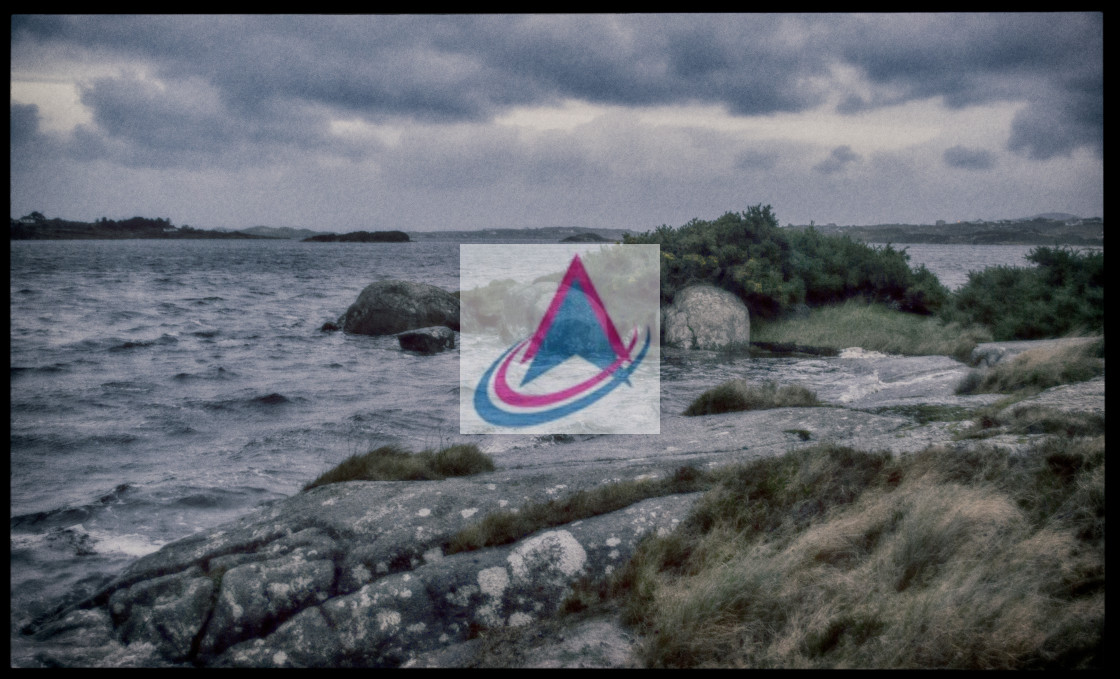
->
[10,14,1103,230]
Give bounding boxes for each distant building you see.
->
[935,220,946,226]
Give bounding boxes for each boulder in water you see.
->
[662,284,750,350]
[397,326,456,354]
[341,281,460,335]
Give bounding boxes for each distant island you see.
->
[411,226,632,242]
[10,213,275,240]
[559,232,611,243]
[302,230,410,242]
[231,226,330,240]
[788,215,1103,246]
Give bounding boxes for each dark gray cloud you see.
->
[943,145,996,170]
[831,14,1100,107]
[1007,79,1103,159]
[830,14,1102,160]
[11,14,1103,167]
[9,14,1104,229]
[814,145,861,174]
[76,74,346,168]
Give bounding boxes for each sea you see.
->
[8,236,1099,646]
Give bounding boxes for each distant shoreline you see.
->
[787,218,1102,246]
[302,230,410,243]
[11,215,1102,245]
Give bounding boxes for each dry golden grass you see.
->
[957,338,1104,396]
[959,403,1105,440]
[609,438,1104,669]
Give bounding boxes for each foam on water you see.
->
[839,347,892,359]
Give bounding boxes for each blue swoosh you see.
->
[473,328,651,428]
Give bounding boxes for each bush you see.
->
[944,247,1103,341]
[610,438,1104,668]
[623,206,950,319]
[683,380,821,416]
[303,444,494,490]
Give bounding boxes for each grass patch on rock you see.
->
[958,403,1106,441]
[445,466,709,555]
[956,338,1104,397]
[751,299,992,361]
[871,404,976,425]
[303,444,494,491]
[601,437,1104,668]
[683,380,821,416]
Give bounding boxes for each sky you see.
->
[10,14,1103,232]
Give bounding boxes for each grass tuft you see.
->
[601,437,1104,669]
[752,300,992,361]
[872,404,974,425]
[684,380,821,416]
[956,338,1104,396]
[303,443,494,491]
[445,466,709,555]
[958,404,1105,440]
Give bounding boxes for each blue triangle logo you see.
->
[520,279,621,386]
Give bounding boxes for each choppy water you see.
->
[8,236,1084,641]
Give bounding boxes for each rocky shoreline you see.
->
[14,336,1104,668]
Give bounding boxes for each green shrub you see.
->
[683,380,821,416]
[944,247,1103,341]
[303,444,494,490]
[624,206,950,319]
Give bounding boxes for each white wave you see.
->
[84,529,167,557]
[839,347,892,359]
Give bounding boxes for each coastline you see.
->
[15,338,1104,668]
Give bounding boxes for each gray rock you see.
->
[398,326,456,354]
[17,607,171,668]
[25,467,701,668]
[1009,375,1105,417]
[408,615,640,668]
[19,339,1104,668]
[108,566,214,661]
[197,549,336,657]
[662,285,750,350]
[211,493,697,667]
[342,280,460,335]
